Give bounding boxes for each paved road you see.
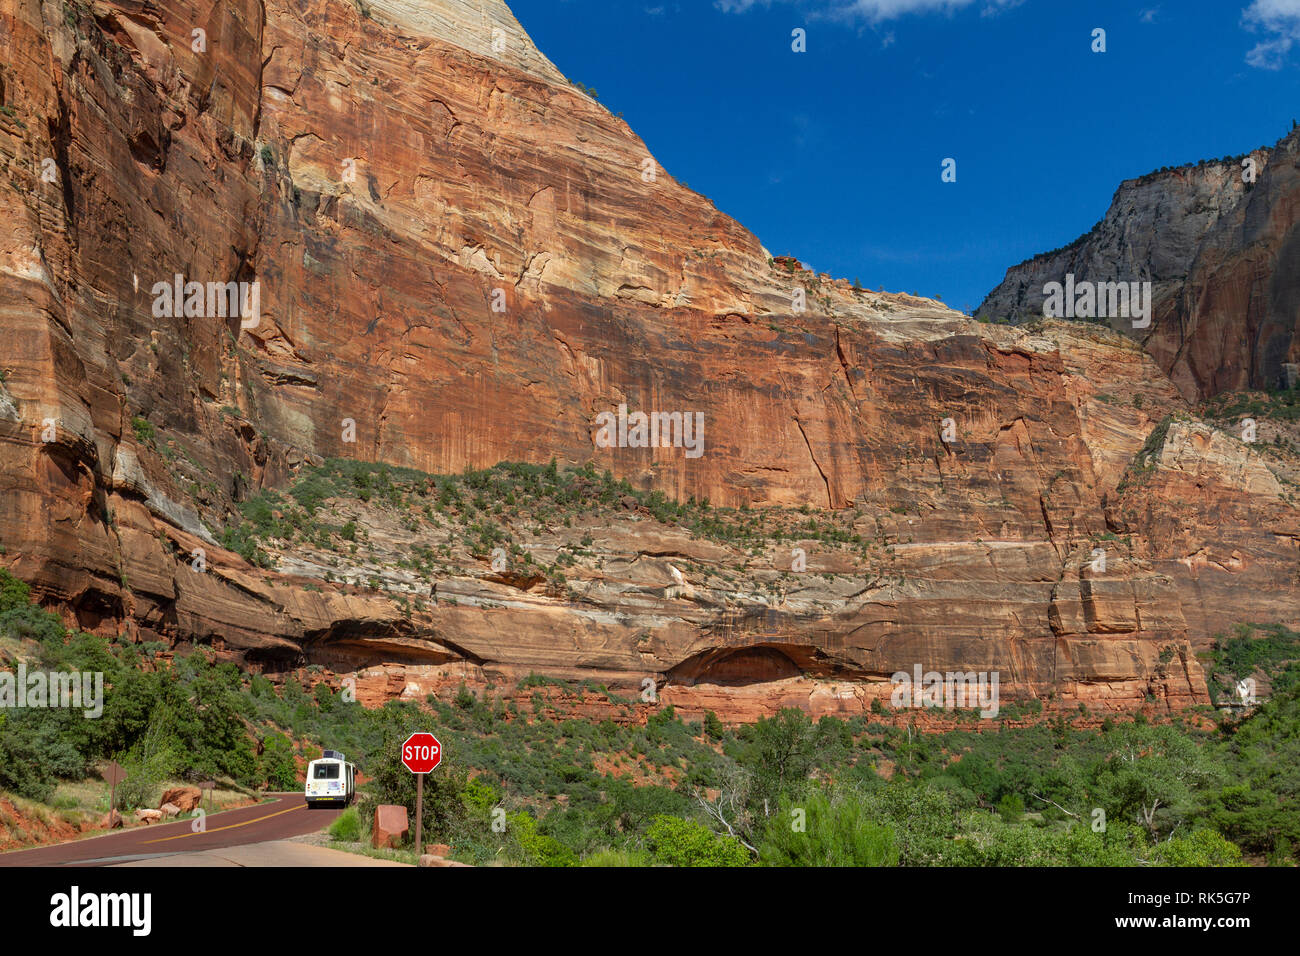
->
[0,793,343,867]
[113,840,410,867]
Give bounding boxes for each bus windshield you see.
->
[313,763,340,780]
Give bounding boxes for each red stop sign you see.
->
[401,732,442,773]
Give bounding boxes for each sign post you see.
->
[199,779,215,811]
[400,732,442,855]
[103,761,127,811]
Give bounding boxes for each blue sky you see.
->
[509,0,1300,312]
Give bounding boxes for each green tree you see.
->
[1090,724,1223,839]
[115,711,183,810]
[736,708,816,815]
[260,732,298,790]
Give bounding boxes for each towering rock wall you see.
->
[0,0,1295,718]
[978,128,1300,401]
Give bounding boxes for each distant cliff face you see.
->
[978,130,1300,401]
[0,0,1295,720]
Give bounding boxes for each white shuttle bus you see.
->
[305,750,356,808]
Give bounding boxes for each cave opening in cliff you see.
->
[243,644,308,675]
[69,586,126,635]
[667,643,857,686]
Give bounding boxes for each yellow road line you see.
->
[142,802,305,844]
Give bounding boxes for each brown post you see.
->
[414,772,424,855]
[103,762,127,812]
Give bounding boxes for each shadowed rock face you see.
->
[0,0,1295,720]
[978,129,1300,402]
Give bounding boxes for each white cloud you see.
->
[1243,0,1300,68]
[716,0,1023,23]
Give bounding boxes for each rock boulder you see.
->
[373,805,409,849]
[159,787,203,813]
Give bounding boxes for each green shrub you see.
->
[946,812,1141,866]
[329,806,363,842]
[645,815,750,867]
[1148,828,1245,867]
[759,790,898,867]
[997,792,1025,823]
[130,416,155,445]
[506,810,578,866]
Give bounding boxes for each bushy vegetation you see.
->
[2,567,1294,864]
[320,680,1292,867]
[0,569,299,805]
[759,790,898,866]
[1206,623,1300,701]
[1203,383,1300,424]
[130,416,155,445]
[220,457,877,574]
[645,815,749,867]
[328,806,362,842]
[1201,624,1300,860]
